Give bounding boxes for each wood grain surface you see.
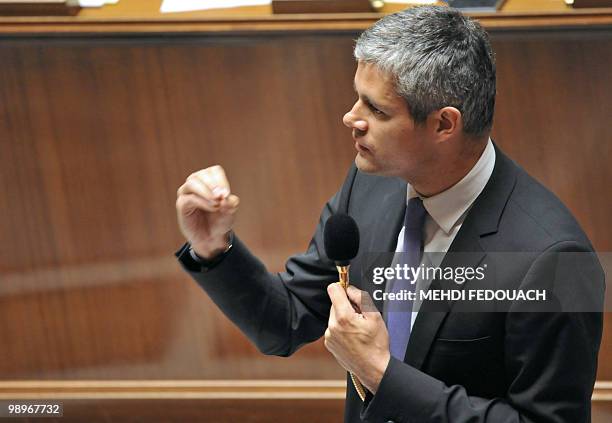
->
[0,380,609,421]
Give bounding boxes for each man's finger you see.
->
[327,282,355,319]
[328,301,335,322]
[207,165,231,197]
[347,285,378,317]
[346,285,362,307]
[220,194,240,213]
[178,178,218,204]
[176,183,221,211]
[176,194,217,215]
[195,172,226,199]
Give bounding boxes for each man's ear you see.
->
[429,107,462,138]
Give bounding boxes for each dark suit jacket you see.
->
[176,145,604,423]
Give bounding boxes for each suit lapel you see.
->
[366,178,407,254]
[404,144,518,369]
[352,177,406,313]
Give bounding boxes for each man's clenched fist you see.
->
[176,165,239,260]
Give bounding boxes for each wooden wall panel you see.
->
[0,35,357,381]
[0,397,607,422]
[0,380,347,421]
[0,399,346,422]
[0,36,358,272]
[1,272,343,379]
[0,27,611,390]
[0,380,608,422]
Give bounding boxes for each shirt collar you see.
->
[407,138,496,235]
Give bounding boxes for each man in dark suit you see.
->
[175,6,603,423]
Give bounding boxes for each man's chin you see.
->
[354,154,380,175]
[354,154,399,178]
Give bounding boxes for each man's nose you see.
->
[343,103,367,132]
[342,110,354,128]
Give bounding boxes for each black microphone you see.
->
[324,213,360,264]
[323,213,366,401]
[324,213,360,289]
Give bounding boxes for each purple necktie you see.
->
[386,197,427,361]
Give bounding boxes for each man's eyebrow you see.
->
[353,80,390,111]
[360,95,385,111]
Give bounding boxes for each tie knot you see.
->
[404,197,427,230]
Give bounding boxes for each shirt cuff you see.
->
[175,232,234,272]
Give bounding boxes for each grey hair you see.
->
[354,6,496,136]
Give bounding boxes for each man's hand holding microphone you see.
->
[176,165,239,260]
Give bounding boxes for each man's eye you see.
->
[369,104,384,116]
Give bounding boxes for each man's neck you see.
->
[412,138,489,197]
